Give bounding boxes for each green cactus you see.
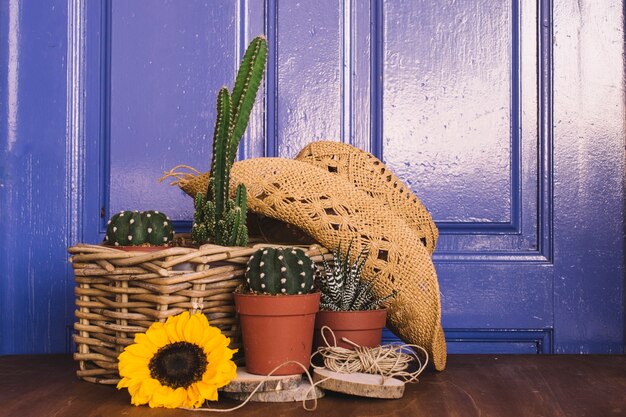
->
[191,190,214,244]
[210,87,232,224]
[229,35,268,166]
[191,35,267,247]
[104,210,174,247]
[223,183,248,246]
[245,247,317,295]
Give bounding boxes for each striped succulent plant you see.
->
[318,242,396,311]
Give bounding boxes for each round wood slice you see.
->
[222,380,324,402]
[221,368,303,393]
[313,368,405,399]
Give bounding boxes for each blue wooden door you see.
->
[1,0,624,355]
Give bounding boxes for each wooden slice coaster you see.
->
[313,368,405,399]
[222,380,324,402]
[221,368,303,393]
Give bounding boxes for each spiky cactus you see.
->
[318,242,396,311]
[229,36,268,166]
[104,210,174,247]
[245,247,317,295]
[191,35,268,246]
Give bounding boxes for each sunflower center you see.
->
[149,341,208,389]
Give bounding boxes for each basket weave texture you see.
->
[69,242,326,384]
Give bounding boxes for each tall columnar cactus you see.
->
[229,36,268,166]
[245,247,317,295]
[191,35,268,246]
[105,210,174,246]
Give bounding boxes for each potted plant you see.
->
[234,247,320,375]
[314,242,397,350]
[191,35,267,247]
[103,210,174,252]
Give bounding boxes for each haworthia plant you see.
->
[104,210,174,246]
[245,247,317,295]
[191,35,267,246]
[318,242,397,311]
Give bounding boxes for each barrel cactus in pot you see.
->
[235,247,320,375]
[104,210,174,251]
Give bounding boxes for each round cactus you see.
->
[245,247,317,295]
[104,210,174,246]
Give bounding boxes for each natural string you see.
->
[158,164,203,186]
[182,360,320,413]
[311,326,429,384]
[183,327,428,412]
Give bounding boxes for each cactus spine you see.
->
[245,247,317,295]
[191,35,267,246]
[105,210,174,247]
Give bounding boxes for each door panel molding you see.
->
[370,0,553,262]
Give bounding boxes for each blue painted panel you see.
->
[274,0,343,157]
[378,0,541,257]
[383,328,551,354]
[382,0,515,225]
[369,0,555,347]
[108,1,239,222]
[443,329,552,355]
[447,341,540,355]
[0,0,72,354]
[552,0,625,353]
[1,0,623,356]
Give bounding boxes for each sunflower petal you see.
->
[125,340,155,358]
[186,383,204,408]
[196,381,219,402]
[184,313,204,345]
[145,324,170,348]
[149,384,174,408]
[163,314,182,342]
[175,311,190,341]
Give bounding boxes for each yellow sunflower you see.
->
[117,311,237,408]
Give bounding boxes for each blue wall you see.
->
[0,0,73,353]
[1,0,624,355]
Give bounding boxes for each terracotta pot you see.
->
[314,309,387,351]
[234,292,320,375]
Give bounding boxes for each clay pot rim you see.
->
[317,308,388,315]
[234,291,320,298]
[102,244,173,252]
[315,308,388,331]
[235,291,320,316]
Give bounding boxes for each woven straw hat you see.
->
[162,143,446,370]
[295,141,439,254]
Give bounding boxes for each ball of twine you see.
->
[312,326,429,383]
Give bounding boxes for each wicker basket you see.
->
[68,241,328,385]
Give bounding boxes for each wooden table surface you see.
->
[1,354,625,417]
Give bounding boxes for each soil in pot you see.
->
[314,308,387,351]
[235,292,320,375]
